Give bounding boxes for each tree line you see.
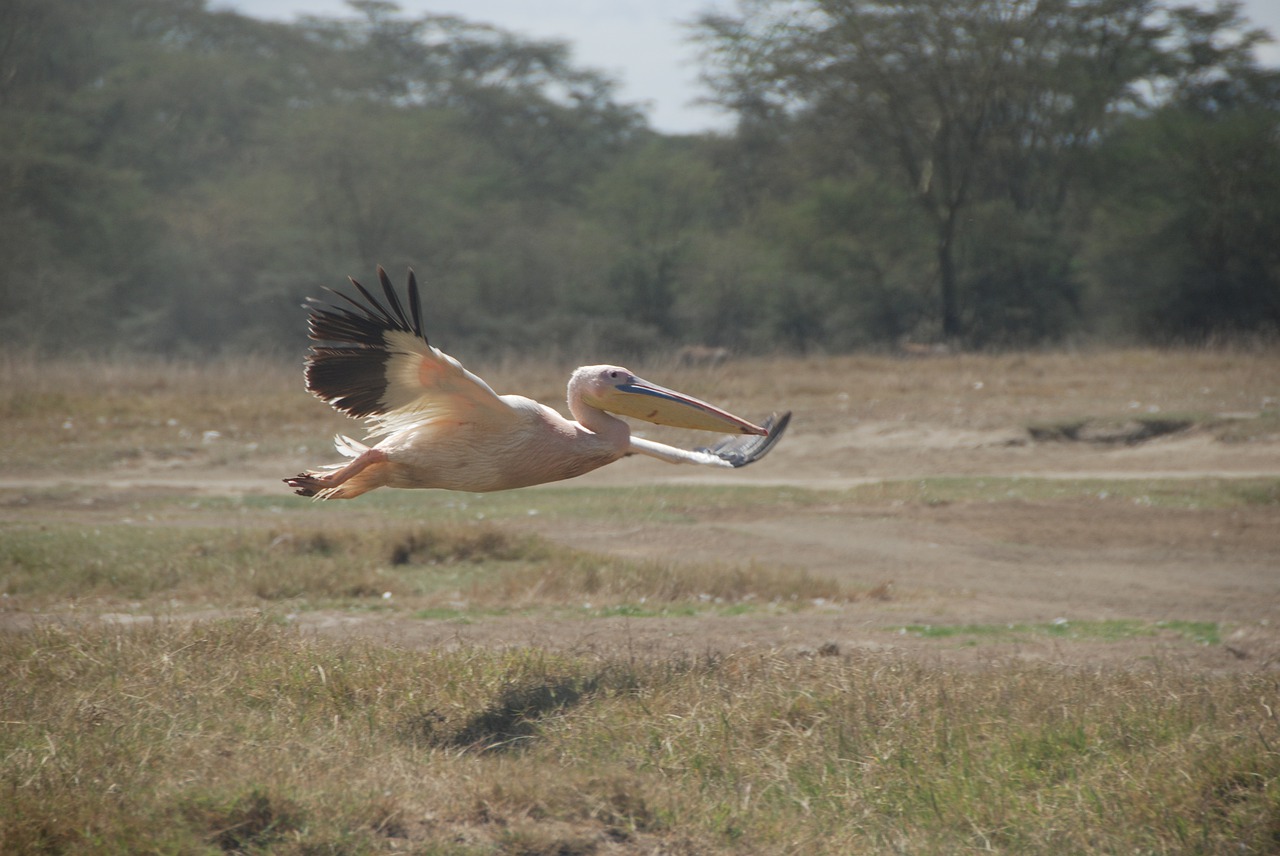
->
[2,0,1277,357]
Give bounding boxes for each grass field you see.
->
[3,619,1276,854]
[2,348,1278,854]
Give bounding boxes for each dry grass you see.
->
[1,352,318,473]
[2,618,1277,854]
[2,347,1279,853]
[4,345,1277,475]
[0,519,849,616]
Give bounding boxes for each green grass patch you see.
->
[234,481,826,524]
[896,619,1221,645]
[1154,619,1221,645]
[411,606,487,622]
[12,475,1269,542]
[590,602,699,619]
[582,599,765,619]
[221,475,1280,528]
[844,475,1280,508]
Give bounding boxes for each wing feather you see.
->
[377,267,411,335]
[406,270,424,339]
[303,268,510,434]
[692,411,791,467]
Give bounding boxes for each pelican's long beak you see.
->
[602,375,767,435]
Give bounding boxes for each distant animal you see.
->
[286,268,790,499]
[897,340,951,358]
[677,345,730,368]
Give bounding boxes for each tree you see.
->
[0,0,648,354]
[0,0,160,348]
[586,141,723,337]
[299,2,644,200]
[1086,61,1280,339]
[694,0,1268,343]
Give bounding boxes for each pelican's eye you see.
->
[609,370,621,379]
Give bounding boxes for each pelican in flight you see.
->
[286,268,790,499]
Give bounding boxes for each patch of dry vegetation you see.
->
[2,348,1278,853]
[4,346,1277,477]
[0,521,847,616]
[1,353,321,474]
[2,618,1277,854]
[718,346,1279,433]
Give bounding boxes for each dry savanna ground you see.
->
[2,348,1278,854]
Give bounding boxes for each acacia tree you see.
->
[694,0,1266,342]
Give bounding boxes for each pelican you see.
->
[285,268,790,499]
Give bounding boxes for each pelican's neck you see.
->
[574,403,630,443]
[567,370,631,448]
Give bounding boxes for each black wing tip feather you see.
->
[406,269,422,339]
[697,410,792,468]
[301,267,427,419]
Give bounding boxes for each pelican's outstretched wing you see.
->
[304,267,511,435]
[627,411,791,469]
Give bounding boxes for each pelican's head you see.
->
[570,365,766,435]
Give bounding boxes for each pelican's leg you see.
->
[286,447,389,499]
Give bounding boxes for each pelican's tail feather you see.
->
[334,434,370,458]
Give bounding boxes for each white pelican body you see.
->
[286,268,789,499]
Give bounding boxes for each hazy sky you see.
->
[218,0,1280,135]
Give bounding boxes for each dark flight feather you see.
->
[302,268,427,419]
